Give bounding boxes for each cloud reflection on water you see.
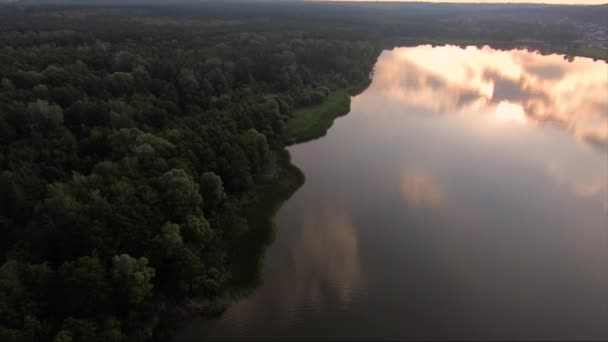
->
[289,206,362,309]
[400,171,445,208]
[367,45,608,152]
[223,205,362,323]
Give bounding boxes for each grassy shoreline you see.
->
[286,90,351,144]
[287,81,372,144]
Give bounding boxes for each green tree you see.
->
[181,214,213,246]
[111,254,155,306]
[156,222,183,257]
[239,129,270,173]
[27,100,63,129]
[105,73,135,96]
[57,256,111,316]
[0,260,28,327]
[157,169,202,220]
[54,318,98,342]
[199,172,225,211]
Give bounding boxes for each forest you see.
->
[0,2,606,341]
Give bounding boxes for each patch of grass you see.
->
[287,90,352,144]
[287,80,372,144]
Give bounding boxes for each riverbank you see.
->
[392,37,608,61]
[175,42,606,339]
[287,81,372,144]
[187,38,605,322]
[165,149,307,337]
[229,80,372,290]
[286,90,351,144]
[170,80,375,334]
[176,43,608,341]
[230,149,305,291]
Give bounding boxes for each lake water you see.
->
[178,45,608,340]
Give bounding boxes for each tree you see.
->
[112,51,145,73]
[105,73,134,96]
[32,84,48,98]
[218,143,252,192]
[27,100,64,129]
[192,267,228,298]
[156,222,183,257]
[178,68,199,93]
[132,66,151,92]
[57,256,111,316]
[199,172,225,211]
[54,318,114,342]
[157,169,202,220]
[13,70,43,89]
[181,214,213,246]
[111,254,155,306]
[0,260,28,327]
[239,129,270,173]
[49,86,80,108]
[43,65,68,87]
[1,77,15,90]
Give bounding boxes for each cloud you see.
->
[366,45,608,153]
[400,171,444,208]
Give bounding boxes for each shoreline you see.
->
[197,36,604,309]
[228,78,373,292]
[170,80,373,341]
[389,38,608,62]
[173,42,603,339]
[235,79,373,271]
[287,80,373,145]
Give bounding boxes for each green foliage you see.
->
[57,256,112,316]
[111,254,155,306]
[105,72,134,96]
[182,215,213,246]
[27,99,64,127]
[156,222,183,258]
[199,172,225,212]
[54,317,126,342]
[158,169,202,221]
[0,260,28,327]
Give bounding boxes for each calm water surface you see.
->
[179,45,608,340]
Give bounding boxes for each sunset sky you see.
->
[325,0,606,4]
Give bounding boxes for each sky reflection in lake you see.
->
[178,46,608,341]
[366,45,608,153]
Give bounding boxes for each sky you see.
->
[326,0,606,4]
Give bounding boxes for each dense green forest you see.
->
[0,2,606,341]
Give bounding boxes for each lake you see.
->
[178,45,608,340]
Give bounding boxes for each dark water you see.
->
[178,46,608,340]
